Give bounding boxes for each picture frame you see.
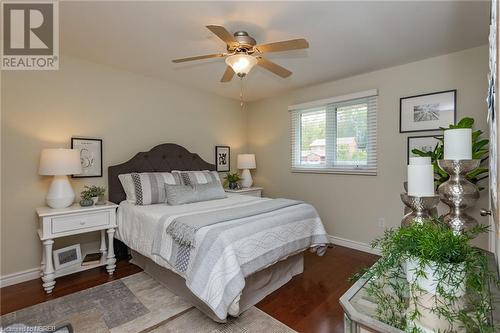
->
[71,137,103,178]
[215,146,230,172]
[400,90,456,133]
[53,244,82,270]
[407,135,442,164]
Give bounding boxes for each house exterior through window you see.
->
[290,89,378,175]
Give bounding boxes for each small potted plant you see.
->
[79,190,94,207]
[223,172,242,190]
[79,185,106,206]
[355,219,497,332]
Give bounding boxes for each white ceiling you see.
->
[60,1,489,101]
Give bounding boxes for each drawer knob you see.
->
[79,221,86,225]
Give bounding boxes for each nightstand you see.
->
[225,187,263,197]
[36,202,118,293]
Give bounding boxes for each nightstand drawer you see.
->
[51,211,110,234]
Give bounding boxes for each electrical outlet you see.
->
[377,218,385,228]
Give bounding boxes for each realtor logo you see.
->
[1,0,59,70]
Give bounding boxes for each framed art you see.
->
[215,146,230,172]
[71,137,102,178]
[407,135,442,164]
[53,244,82,270]
[400,90,456,133]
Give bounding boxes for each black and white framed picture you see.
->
[71,137,102,178]
[407,135,442,164]
[400,90,456,133]
[53,244,81,270]
[215,146,230,172]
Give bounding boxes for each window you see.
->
[290,89,377,175]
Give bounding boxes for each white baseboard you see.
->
[328,235,381,255]
[0,267,40,288]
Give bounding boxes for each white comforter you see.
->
[116,194,329,319]
[116,194,263,274]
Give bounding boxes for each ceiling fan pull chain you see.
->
[240,76,245,111]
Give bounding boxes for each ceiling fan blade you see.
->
[172,53,225,63]
[206,25,237,46]
[220,66,235,82]
[257,57,292,78]
[255,38,309,53]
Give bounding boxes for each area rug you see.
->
[0,272,296,333]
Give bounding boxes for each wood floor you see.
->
[0,245,378,333]
[257,246,378,333]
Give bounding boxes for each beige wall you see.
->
[1,56,245,276]
[0,46,492,278]
[247,46,491,249]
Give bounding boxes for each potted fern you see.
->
[358,219,497,332]
[412,117,489,190]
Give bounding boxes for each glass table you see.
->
[340,253,499,333]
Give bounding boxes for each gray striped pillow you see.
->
[118,172,178,205]
[165,182,226,205]
[172,170,221,186]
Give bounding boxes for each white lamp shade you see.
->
[237,154,256,169]
[225,54,258,76]
[39,149,82,175]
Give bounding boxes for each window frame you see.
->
[289,89,378,176]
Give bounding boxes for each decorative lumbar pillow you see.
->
[172,170,221,186]
[165,182,226,205]
[118,172,178,205]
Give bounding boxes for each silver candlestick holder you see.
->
[400,193,440,227]
[437,159,480,234]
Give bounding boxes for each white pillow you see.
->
[118,172,178,205]
[118,174,137,204]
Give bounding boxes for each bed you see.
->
[108,143,329,322]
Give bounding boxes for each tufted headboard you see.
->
[108,143,216,204]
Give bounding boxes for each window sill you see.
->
[291,168,377,176]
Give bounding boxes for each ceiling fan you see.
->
[172,25,309,82]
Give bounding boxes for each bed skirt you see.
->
[130,250,304,322]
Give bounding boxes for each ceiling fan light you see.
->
[225,54,257,76]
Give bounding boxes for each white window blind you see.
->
[290,90,377,175]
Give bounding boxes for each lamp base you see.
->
[46,175,75,209]
[240,169,253,188]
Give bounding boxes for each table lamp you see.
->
[39,149,82,208]
[237,154,256,188]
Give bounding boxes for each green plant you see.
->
[412,117,489,190]
[80,185,105,200]
[353,220,497,332]
[223,172,242,187]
